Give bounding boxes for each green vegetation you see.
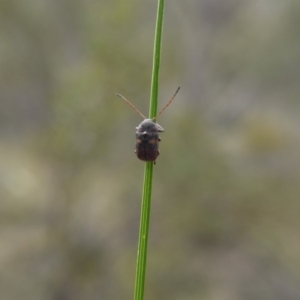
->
[134,2,164,300]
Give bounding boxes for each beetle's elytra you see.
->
[116,87,180,164]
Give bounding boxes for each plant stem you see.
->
[149,0,165,119]
[133,1,165,300]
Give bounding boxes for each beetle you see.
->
[116,87,180,164]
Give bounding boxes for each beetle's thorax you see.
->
[136,118,164,133]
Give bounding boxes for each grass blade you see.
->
[133,1,165,300]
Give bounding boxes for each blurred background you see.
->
[1,0,300,299]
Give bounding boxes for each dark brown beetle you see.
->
[116,87,180,164]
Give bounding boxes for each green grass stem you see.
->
[133,1,165,300]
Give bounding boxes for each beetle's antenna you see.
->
[153,86,180,120]
[116,93,146,119]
